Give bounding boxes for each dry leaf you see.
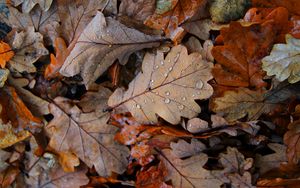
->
[185,37,214,61]
[60,11,162,88]
[56,152,80,173]
[119,0,155,22]
[11,0,53,13]
[0,69,9,88]
[255,143,287,174]
[46,88,129,177]
[0,41,14,68]
[262,34,300,84]
[8,27,48,73]
[0,86,42,132]
[108,45,213,124]
[284,120,300,164]
[170,139,206,158]
[0,166,20,188]
[0,149,10,171]
[182,19,212,40]
[252,0,300,16]
[160,149,223,188]
[144,0,207,42]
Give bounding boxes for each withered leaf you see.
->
[8,27,48,73]
[256,143,287,174]
[0,41,14,68]
[160,149,223,188]
[60,11,162,88]
[170,139,206,158]
[11,0,53,13]
[0,69,9,88]
[119,0,155,22]
[182,19,212,40]
[262,34,300,84]
[108,45,213,125]
[284,119,300,164]
[46,88,129,177]
[0,149,10,171]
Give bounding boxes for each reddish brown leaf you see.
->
[136,163,169,188]
[284,120,300,164]
[0,42,14,69]
[0,166,20,188]
[252,0,300,16]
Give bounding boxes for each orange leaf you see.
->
[44,37,68,79]
[0,42,14,68]
[144,0,207,42]
[136,163,169,188]
[252,0,300,16]
[0,86,42,132]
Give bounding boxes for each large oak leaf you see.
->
[60,11,162,88]
[46,88,129,177]
[108,45,213,125]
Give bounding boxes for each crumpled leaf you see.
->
[46,87,129,177]
[211,82,300,122]
[60,11,162,88]
[145,0,207,42]
[160,149,223,188]
[209,0,251,23]
[183,118,209,133]
[0,41,14,68]
[212,21,279,89]
[0,69,9,88]
[262,34,300,84]
[255,143,287,174]
[170,139,206,158]
[11,0,53,13]
[119,0,155,22]
[0,86,42,132]
[108,45,213,125]
[8,27,48,73]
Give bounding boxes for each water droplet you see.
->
[182,97,186,101]
[136,104,141,109]
[154,65,159,69]
[195,80,203,89]
[192,94,195,97]
[164,98,170,104]
[168,59,171,63]
[165,91,170,96]
[144,99,147,104]
[168,67,173,71]
[108,44,112,48]
[150,79,154,83]
[160,61,164,65]
[178,105,184,110]
[174,53,180,62]
[164,73,168,77]
[151,98,154,102]
[155,91,159,95]
[197,91,201,95]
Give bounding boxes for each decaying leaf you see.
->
[108,45,213,124]
[11,0,53,13]
[182,19,212,41]
[284,120,300,164]
[160,149,223,188]
[0,41,14,68]
[60,11,162,88]
[0,149,10,171]
[145,0,207,41]
[8,27,48,73]
[170,139,206,158]
[0,69,9,88]
[46,88,129,177]
[256,143,287,174]
[262,34,300,84]
[119,0,155,22]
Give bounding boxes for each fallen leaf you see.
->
[212,21,279,89]
[0,69,9,88]
[46,88,130,177]
[262,34,300,84]
[60,11,162,88]
[159,149,223,188]
[0,41,14,68]
[182,19,212,40]
[7,27,48,73]
[0,166,20,188]
[11,0,53,13]
[145,0,207,42]
[170,138,206,158]
[251,0,300,16]
[0,86,42,132]
[209,0,251,23]
[185,36,214,61]
[119,0,155,22]
[284,119,300,164]
[108,45,213,124]
[57,152,80,172]
[255,143,287,174]
[0,149,11,171]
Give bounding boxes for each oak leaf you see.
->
[262,34,300,84]
[0,149,10,171]
[11,0,53,13]
[284,119,300,164]
[160,149,223,188]
[60,11,162,88]
[0,41,14,68]
[119,0,155,22]
[212,22,279,89]
[144,0,207,41]
[46,88,129,177]
[182,19,212,41]
[170,139,206,158]
[8,27,48,73]
[252,0,300,16]
[255,143,287,174]
[108,45,213,124]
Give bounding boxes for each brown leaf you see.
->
[46,88,130,177]
[0,149,11,171]
[0,86,42,132]
[255,143,287,174]
[108,45,213,124]
[0,166,20,188]
[284,119,300,165]
[182,19,212,40]
[60,11,162,88]
[11,0,53,13]
[159,149,223,188]
[170,138,206,158]
[119,0,155,22]
[252,0,300,16]
[0,41,14,69]
[144,0,207,42]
